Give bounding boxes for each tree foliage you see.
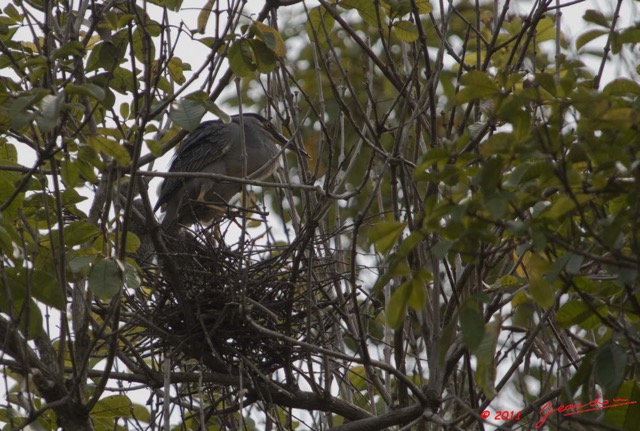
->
[1,0,640,430]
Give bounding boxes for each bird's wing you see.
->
[175,120,234,173]
[154,121,233,211]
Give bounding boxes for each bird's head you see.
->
[236,113,310,159]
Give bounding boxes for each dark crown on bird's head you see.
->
[231,113,288,146]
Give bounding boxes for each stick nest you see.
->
[130,227,317,374]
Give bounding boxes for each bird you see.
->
[154,113,307,228]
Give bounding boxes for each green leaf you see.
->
[459,299,485,352]
[92,395,133,418]
[252,21,286,57]
[484,195,506,219]
[0,224,14,257]
[475,318,499,400]
[407,277,426,310]
[52,40,85,59]
[132,27,155,63]
[556,300,593,329]
[167,56,186,84]
[169,98,206,131]
[341,0,380,26]
[497,275,519,288]
[122,232,141,253]
[576,29,608,50]
[130,403,151,423]
[305,6,335,46]
[394,20,419,42]
[204,101,229,121]
[386,281,411,329]
[386,0,412,17]
[369,221,406,254]
[525,253,555,308]
[473,156,502,190]
[512,303,534,328]
[65,82,106,102]
[67,254,96,275]
[438,317,457,367]
[595,108,636,129]
[347,366,368,391]
[534,17,555,42]
[564,253,584,275]
[249,40,277,74]
[0,142,17,162]
[618,27,640,47]
[4,3,22,21]
[604,381,640,431]
[22,299,44,339]
[124,262,141,290]
[0,172,24,221]
[88,258,123,299]
[86,41,125,72]
[456,71,500,104]
[154,0,183,10]
[109,67,136,94]
[594,343,627,398]
[480,133,513,157]
[87,134,131,166]
[227,39,257,78]
[431,239,452,259]
[542,195,575,220]
[145,139,162,157]
[0,271,44,339]
[119,102,130,120]
[60,158,80,187]
[37,93,64,133]
[371,254,411,298]
[30,270,65,310]
[197,0,216,34]
[583,9,610,28]
[413,0,432,14]
[603,78,640,96]
[64,221,100,247]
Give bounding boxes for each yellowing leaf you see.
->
[228,39,257,77]
[414,0,432,14]
[534,17,556,42]
[408,279,425,310]
[197,0,216,34]
[167,56,186,84]
[394,20,419,42]
[92,395,133,418]
[252,21,286,57]
[86,134,131,165]
[525,253,555,308]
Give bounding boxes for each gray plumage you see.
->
[155,113,297,227]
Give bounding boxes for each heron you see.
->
[154,113,307,228]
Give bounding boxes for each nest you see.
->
[130,227,317,374]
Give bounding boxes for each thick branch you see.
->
[330,404,423,431]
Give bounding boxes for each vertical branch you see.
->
[593,0,623,89]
